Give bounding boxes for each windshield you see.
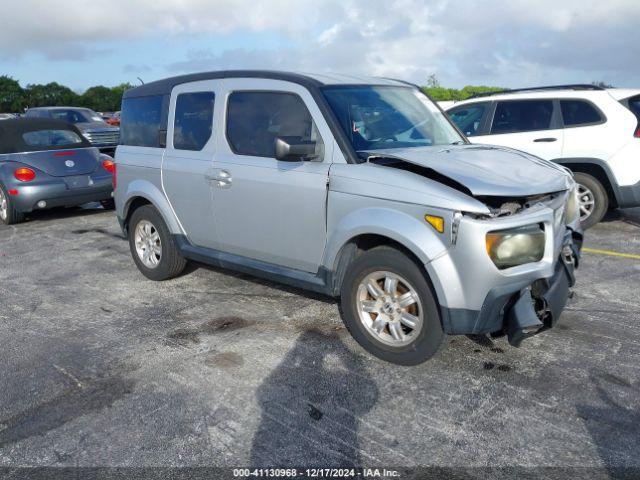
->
[322,86,464,153]
[49,109,104,124]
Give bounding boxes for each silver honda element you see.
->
[114,71,582,365]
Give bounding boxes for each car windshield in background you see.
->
[322,86,464,152]
[22,129,84,148]
[49,109,103,124]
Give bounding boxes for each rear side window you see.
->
[448,103,487,136]
[491,100,554,134]
[624,95,640,122]
[226,91,323,158]
[22,129,83,147]
[120,95,163,147]
[173,92,215,151]
[560,100,603,126]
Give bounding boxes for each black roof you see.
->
[0,118,91,154]
[123,70,409,99]
[124,70,325,99]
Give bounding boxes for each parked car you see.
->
[445,85,640,228]
[25,107,120,156]
[115,71,582,365]
[105,111,121,127]
[0,118,115,225]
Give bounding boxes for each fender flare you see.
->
[121,179,183,234]
[553,157,622,204]
[323,207,452,297]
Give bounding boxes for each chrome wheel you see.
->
[0,188,7,221]
[577,183,595,222]
[134,220,162,269]
[356,271,424,347]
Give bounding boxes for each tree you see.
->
[0,76,25,112]
[23,82,79,109]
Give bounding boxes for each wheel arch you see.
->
[554,158,620,208]
[325,209,451,303]
[120,180,183,235]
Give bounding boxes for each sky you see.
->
[0,0,639,92]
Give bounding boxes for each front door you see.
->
[477,99,564,160]
[210,79,332,273]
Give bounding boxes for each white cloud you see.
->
[1,0,640,86]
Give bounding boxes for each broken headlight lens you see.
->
[486,225,545,269]
[566,184,580,224]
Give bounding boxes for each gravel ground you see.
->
[0,205,638,478]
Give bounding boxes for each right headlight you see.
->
[566,184,580,224]
[486,225,545,269]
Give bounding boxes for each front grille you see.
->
[84,130,119,146]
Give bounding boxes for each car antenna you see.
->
[137,77,145,85]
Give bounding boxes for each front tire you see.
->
[573,172,608,229]
[339,246,445,365]
[128,205,187,281]
[0,184,25,225]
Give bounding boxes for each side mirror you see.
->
[274,136,317,162]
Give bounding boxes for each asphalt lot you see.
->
[0,204,639,477]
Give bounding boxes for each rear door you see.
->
[475,99,564,160]
[162,81,219,248]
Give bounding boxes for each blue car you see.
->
[0,118,114,225]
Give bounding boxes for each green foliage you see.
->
[422,85,506,101]
[0,76,26,112]
[0,78,134,113]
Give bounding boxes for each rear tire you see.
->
[0,184,25,225]
[128,205,187,281]
[100,199,115,210]
[573,172,608,229]
[339,246,445,365]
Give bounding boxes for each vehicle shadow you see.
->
[601,208,640,228]
[576,374,640,476]
[22,203,112,224]
[249,329,379,467]
[191,262,337,305]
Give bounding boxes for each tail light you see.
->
[14,167,36,182]
[635,124,640,138]
[102,159,115,173]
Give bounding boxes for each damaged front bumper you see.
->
[440,229,582,346]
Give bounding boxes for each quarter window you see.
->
[491,100,554,134]
[120,95,164,147]
[448,103,487,136]
[560,100,603,126]
[226,91,323,158]
[173,92,215,151]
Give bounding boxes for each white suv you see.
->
[445,85,640,228]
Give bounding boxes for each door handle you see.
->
[533,137,557,142]
[205,169,232,189]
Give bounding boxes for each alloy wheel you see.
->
[356,271,424,347]
[577,183,595,222]
[0,188,7,221]
[134,220,162,269]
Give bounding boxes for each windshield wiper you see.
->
[450,140,465,145]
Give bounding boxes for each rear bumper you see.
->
[441,229,582,346]
[10,175,112,212]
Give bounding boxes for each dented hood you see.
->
[362,144,571,197]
